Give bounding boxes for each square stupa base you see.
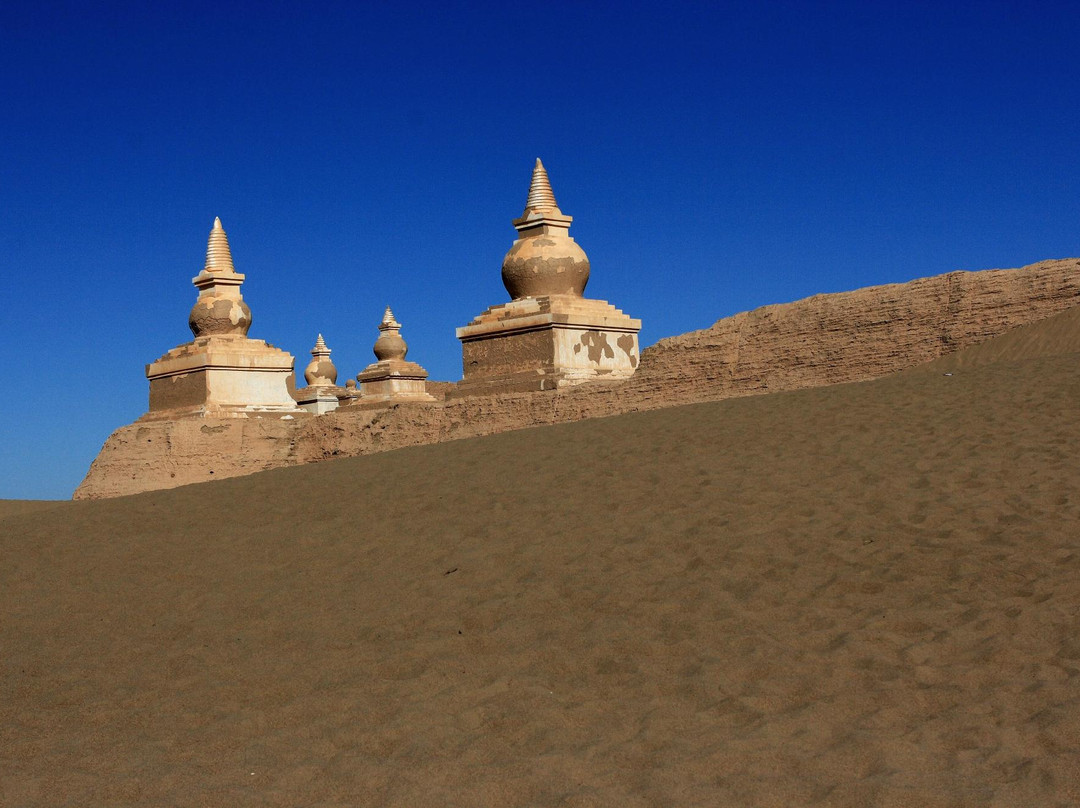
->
[295,385,347,415]
[145,336,305,419]
[350,360,437,408]
[452,295,641,397]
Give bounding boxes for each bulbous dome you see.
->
[189,295,252,337]
[304,334,338,385]
[502,235,590,298]
[373,307,408,361]
[374,331,406,361]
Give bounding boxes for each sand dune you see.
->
[0,500,66,521]
[4,313,1080,806]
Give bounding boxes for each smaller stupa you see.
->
[342,378,362,404]
[294,334,348,414]
[352,307,436,406]
[144,218,303,417]
[454,159,641,395]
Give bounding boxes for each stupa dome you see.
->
[188,217,252,338]
[501,159,590,299]
[372,307,407,361]
[303,334,338,386]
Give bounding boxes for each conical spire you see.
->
[380,306,400,330]
[523,158,560,214]
[203,216,237,274]
[314,333,328,352]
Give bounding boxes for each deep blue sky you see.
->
[2,1,1079,499]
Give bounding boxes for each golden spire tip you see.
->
[524,158,558,213]
[203,216,236,273]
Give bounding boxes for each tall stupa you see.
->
[454,159,641,395]
[144,218,303,417]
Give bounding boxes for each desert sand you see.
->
[4,308,1080,806]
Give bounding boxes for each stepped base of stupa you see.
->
[453,294,641,396]
[146,335,304,418]
[338,308,439,407]
[351,358,437,405]
[294,385,348,415]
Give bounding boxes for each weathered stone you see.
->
[146,336,303,417]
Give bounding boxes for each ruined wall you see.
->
[74,259,1080,499]
[76,416,302,499]
[624,259,1080,408]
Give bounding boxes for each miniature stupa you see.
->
[454,159,641,395]
[294,334,348,414]
[342,378,362,403]
[144,218,303,417]
[352,307,436,405]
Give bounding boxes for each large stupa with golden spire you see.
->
[144,218,303,417]
[454,159,641,395]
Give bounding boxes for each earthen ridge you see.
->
[76,258,1080,499]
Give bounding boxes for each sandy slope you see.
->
[0,500,66,521]
[3,311,1080,806]
[927,301,1080,371]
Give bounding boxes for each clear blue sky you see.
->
[2,1,1078,499]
